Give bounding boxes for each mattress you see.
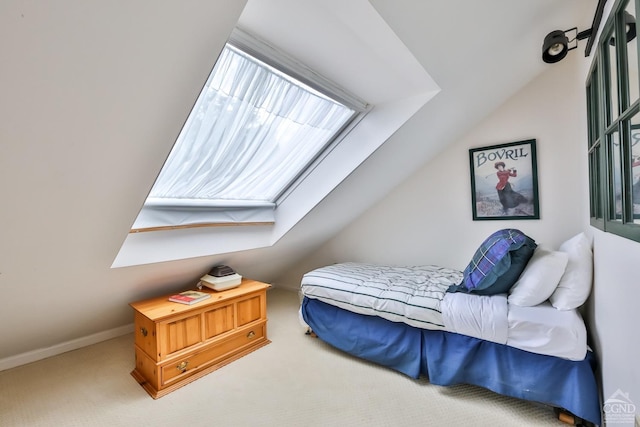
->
[440,292,587,360]
[506,301,587,361]
[301,262,587,360]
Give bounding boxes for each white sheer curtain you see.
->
[148,45,356,204]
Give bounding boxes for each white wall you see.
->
[589,230,640,417]
[281,52,589,286]
[0,0,247,363]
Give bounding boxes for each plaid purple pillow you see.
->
[449,229,536,295]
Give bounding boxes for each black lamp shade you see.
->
[542,30,569,63]
[611,11,637,45]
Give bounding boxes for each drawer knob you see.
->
[176,361,189,372]
[140,327,148,337]
[247,331,255,339]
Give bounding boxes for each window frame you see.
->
[588,0,640,242]
[131,28,370,232]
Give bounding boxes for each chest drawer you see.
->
[161,322,267,386]
[130,279,271,398]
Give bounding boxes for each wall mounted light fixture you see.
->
[542,28,591,63]
[542,11,636,64]
[609,11,637,46]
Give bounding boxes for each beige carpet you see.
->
[0,288,567,426]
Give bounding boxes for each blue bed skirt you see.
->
[301,297,601,426]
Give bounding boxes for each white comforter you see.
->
[301,262,586,360]
[440,292,508,344]
[301,263,463,330]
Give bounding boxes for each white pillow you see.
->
[508,247,568,306]
[549,233,593,310]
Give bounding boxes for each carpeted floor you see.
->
[0,288,567,426]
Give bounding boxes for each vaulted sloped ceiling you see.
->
[231,0,595,279]
[0,0,593,366]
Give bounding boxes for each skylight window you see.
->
[133,30,367,231]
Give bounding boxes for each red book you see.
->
[168,290,211,305]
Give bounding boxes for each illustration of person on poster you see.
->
[494,161,528,214]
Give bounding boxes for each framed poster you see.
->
[469,139,539,220]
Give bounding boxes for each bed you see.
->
[299,230,601,426]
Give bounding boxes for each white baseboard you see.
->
[0,287,300,372]
[0,324,134,372]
